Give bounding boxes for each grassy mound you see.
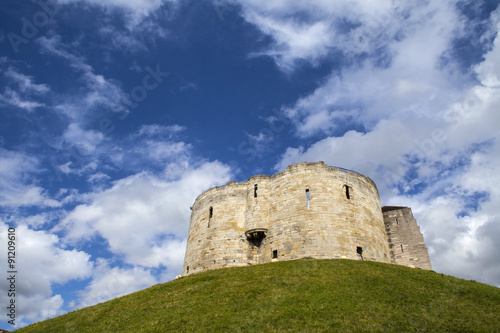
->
[18,259,500,332]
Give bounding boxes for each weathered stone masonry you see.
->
[383,206,432,270]
[183,162,432,275]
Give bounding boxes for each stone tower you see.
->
[183,162,431,275]
[383,206,433,270]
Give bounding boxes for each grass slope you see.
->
[18,259,500,332]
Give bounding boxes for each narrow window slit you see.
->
[306,189,310,209]
[208,207,213,227]
[345,185,350,200]
[254,184,258,198]
[401,244,404,252]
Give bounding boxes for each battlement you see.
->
[183,162,431,275]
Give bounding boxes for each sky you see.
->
[0,0,499,328]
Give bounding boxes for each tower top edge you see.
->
[382,206,410,213]
[192,161,376,204]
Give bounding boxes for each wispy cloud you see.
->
[0,67,50,112]
[38,35,130,121]
[0,148,60,208]
[56,0,178,29]
[4,68,50,94]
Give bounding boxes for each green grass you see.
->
[18,259,500,332]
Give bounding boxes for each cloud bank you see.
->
[233,0,500,286]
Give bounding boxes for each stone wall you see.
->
[183,162,401,276]
[383,206,432,270]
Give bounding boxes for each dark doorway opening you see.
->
[357,246,364,260]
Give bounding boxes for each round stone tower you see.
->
[183,162,391,276]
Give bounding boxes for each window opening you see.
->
[208,207,213,228]
[254,184,258,198]
[306,189,310,209]
[186,266,189,273]
[272,250,278,259]
[345,185,350,200]
[357,247,364,261]
[401,244,404,252]
[396,218,398,224]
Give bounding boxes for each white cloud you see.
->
[15,295,64,328]
[58,0,165,14]
[56,0,178,28]
[38,35,93,73]
[137,126,188,157]
[62,123,105,154]
[59,161,232,269]
[138,124,185,137]
[246,14,334,70]
[74,258,157,309]
[0,67,50,112]
[281,41,459,139]
[98,25,149,51]
[275,119,415,183]
[33,36,182,176]
[233,0,465,144]
[475,10,500,88]
[102,125,192,174]
[0,223,92,324]
[87,172,111,184]
[14,211,63,229]
[0,148,60,208]
[142,141,190,163]
[4,68,50,94]
[38,35,130,122]
[0,89,45,111]
[33,36,183,178]
[234,0,460,71]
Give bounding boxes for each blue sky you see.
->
[1,0,500,328]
